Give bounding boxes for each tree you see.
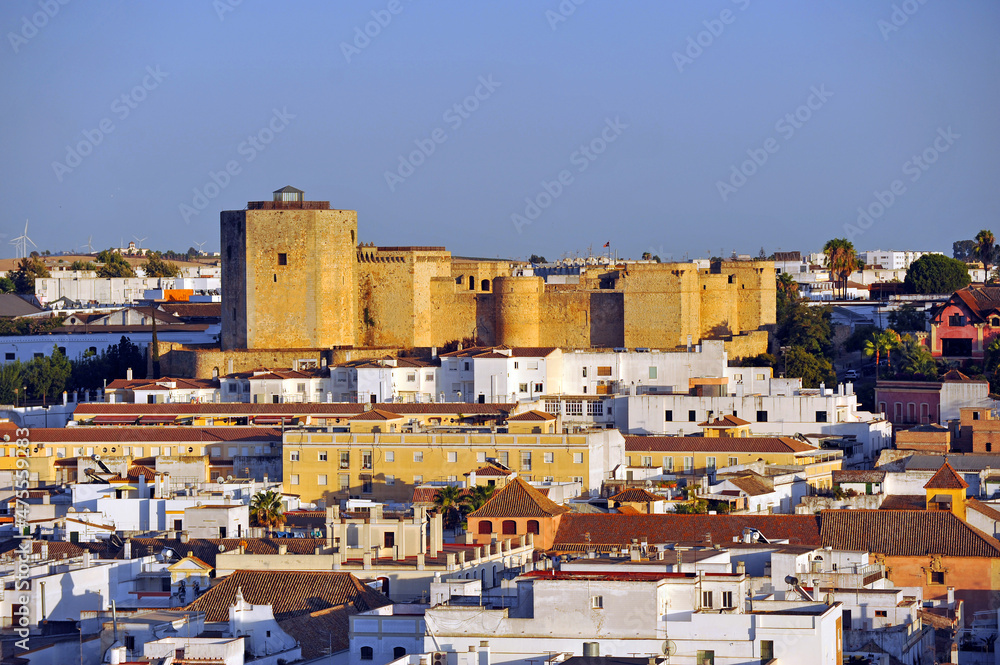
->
[96,249,136,278]
[822,238,857,299]
[864,330,901,378]
[783,345,836,388]
[0,277,14,294]
[460,485,495,515]
[975,229,996,270]
[11,256,50,294]
[887,304,926,331]
[249,490,286,532]
[781,303,833,357]
[953,239,977,262]
[528,254,547,264]
[898,334,937,379]
[775,273,801,327]
[68,336,146,391]
[69,260,97,271]
[0,361,22,404]
[142,252,181,278]
[433,486,464,528]
[904,254,971,294]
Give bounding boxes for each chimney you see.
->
[278,544,288,555]
[126,367,133,381]
[123,540,131,559]
[180,532,190,543]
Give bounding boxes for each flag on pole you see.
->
[603,241,610,248]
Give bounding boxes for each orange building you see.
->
[467,476,569,550]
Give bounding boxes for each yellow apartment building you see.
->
[624,435,842,489]
[282,428,625,503]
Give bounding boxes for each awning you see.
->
[139,415,178,424]
[253,416,293,425]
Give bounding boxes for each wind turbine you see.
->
[132,235,147,255]
[10,220,35,259]
[193,241,207,256]
[83,235,94,254]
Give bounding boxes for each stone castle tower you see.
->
[220,187,357,350]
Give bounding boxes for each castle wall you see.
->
[537,289,592,347]
[699,272,740,340]
[494,276,542,347]
[720,261,777,331]
[220,212,248,351]
[620,264,700,349]
[355,250,416,348]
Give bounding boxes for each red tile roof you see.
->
[625,436,815,454]
[23,427,281,443]
[551,514,822,551]
[74,402,509,417]
[507,410,557,422]
[820,509,1000,557]
[609,488,663,503]
[412,486,471,504]
[967,498,1000,522]
[698,415,751,428]
[468,477,569,518]
[727,475,774,496]
[923,462,969,490]
[348,409,404,421]
[878,495,927,511]
[184,570,390,622]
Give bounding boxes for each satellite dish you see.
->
[227,475,233,482]
[218,544,225,552]
[645,480,653,488]
[217,477,225,484]
[662,641,677,657]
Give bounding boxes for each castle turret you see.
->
[493,276,542,347]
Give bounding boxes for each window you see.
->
[385,475,395,485]
[477,452,487,463]
[816,410,827,423]
[706,457,716,472]
[760,641,773,662]
[447,451,457,463]
[498,451,508,466]
[277,253,287,266]
[648,366,657,379]
[949,313,965,326]
[406,373,416,382]
[339,451,350,469]
[519,383,528,393]
[702,590,713,608]
[545,400,562,414]
[974,411,981,420]
[296,382,305,393]
[689,410,696,421]
[318,451,327,461]
[597,366,612,376]
[534,382,543,392]
[393,647,406,659]
[317,474,327,486]
[360,647,373,661]
[684,456,694,473]
[591,596,603,609]
[4,353,12,361]
[565,400,583,416]
[414,475,423,484]
[875,610,888,617]
[587,401,603,416]
[573,476,584,483]
[385,451,395,462]
[573,452,584,464]
[361,476,373,493]
[582,367,587,377]
[641,456,652,468]
[520,451,532,471]
[228,383,237,393]
[414,451,423,463]
[339,474,350,490]
[665,410,672,421]
[290,474,299,485]
[728,456,739,467]
[722,591,733,608]
[464,361,470,371]
[663,456,673,472]
[544,452,554,464]
[362,450,373,470]
[929,571,945,585]
[757,410,768,422]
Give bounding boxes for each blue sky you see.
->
[1,0,998,262]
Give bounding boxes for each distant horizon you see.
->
[3,2,997,262]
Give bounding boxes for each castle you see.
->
[214,188,775,362]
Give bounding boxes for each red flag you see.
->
[603,241,610,248]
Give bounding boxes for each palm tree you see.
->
[776,272,799,300]
[863,329,902,378]
[976,229,996,271]
[461,485,495,515]
[433,485,464,528]
[249,489,286,534]
[823,238,858,299]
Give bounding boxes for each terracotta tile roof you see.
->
[158,303,222,319]
[967,498,1000,522]
[411,486,471,504]
[507,410,557,422]
[468,477,569,518]
[106,377,219,391]
[551,514,823,551]
[698,415,751,428]
[467,463,512,477]
[275,604,357,659]
[127,464,157,480]
[0,539,87,561]
[941,369,972,382]
[625,436,815,454]
[609,488,663,503]
[727,475,774,496]
[23,427,282,443]
[74,402,509,417]
[79,537,328,567]
[923,462,969,490]
[833,469,887,484]
[878,495,926,510]
[184,570,391,622]
[822,509,1000,557]
[348,409,404,421]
